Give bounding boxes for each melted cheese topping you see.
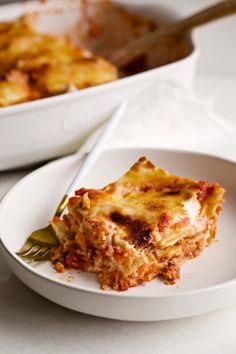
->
[64,157,224,251]
[183,195,201,224]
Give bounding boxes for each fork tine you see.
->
[16,240,56,261]
[31,248,54,262]
[27,246,48,260]
[16,243,35,257]
[36,247,50,258]
[21,245,41,258]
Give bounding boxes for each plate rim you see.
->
[0,146,235,299]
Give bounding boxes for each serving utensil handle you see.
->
[166,0,236,34]
[114,0,236,67]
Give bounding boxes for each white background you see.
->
[0,1,236,353]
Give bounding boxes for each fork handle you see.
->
[54,102,127,217]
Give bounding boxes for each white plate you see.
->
[0,148,236,321]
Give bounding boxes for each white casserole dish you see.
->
[0,0,198,171]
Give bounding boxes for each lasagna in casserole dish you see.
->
[0,16,117,107]
[51,157,225,291]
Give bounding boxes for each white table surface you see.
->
[1,0,236,352]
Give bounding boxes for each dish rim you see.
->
[0,0,199,117]
[0,146,235,299]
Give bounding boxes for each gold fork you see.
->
[15,197,68,261]
[16,103,126,261]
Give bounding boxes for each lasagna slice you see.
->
[51,157,225,291]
